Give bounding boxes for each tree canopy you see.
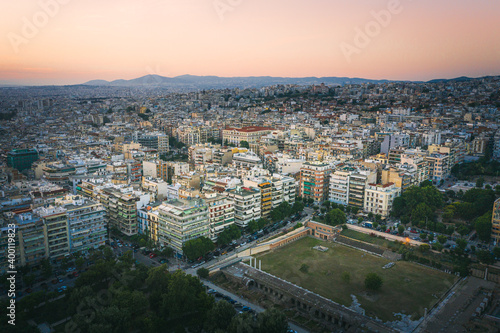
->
[182,237,215,261]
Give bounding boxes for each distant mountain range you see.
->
[83,74,394,89]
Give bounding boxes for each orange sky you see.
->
[1,0,499,85]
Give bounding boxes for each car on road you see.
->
[52,279,58,284]
[25,288,33,294]
[149,253,157,259]
[57,286,67,293]
[66,267,76,272]
[207,289,216,294]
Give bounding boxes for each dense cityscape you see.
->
[0,75,499,332]
[2,0,500,332]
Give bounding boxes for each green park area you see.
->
[255,237,457,322]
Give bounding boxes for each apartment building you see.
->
[348,170,377,208]
[243,178,273,218]
[204,192,235,241]
[223,126,275,147]
[7,148,39,171]
[232,152,263,170]
[428,142,466,168]
[33,206,69,260]
[55,195,107,254]
[225,186,261,227]
[299,161,332,203]
[329,169,352,206]
[157,198,209,254]
[77,180,150,236]
[2,211,47,269]
[363,183,401,217]
[425,153,450,182]
[134,133,169,154]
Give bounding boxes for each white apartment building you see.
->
[363,183,401,217]
[157,198,209,254]
[329,170,352,206]
[225,186,261,227]
[204,192,235,241]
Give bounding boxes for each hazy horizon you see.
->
[2,0,500,85]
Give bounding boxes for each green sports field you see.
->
[255,237,456,321]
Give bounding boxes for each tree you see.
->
[341,271,350,284]
[432,243,443,252]
[205,300,236,333]
[291,201,305,214]
[476,177,484,188]
[420,180,433,188]
[397,225,405,235]
[437,235,447,244]
[428,233,434,242]
[182,237,215,261]
[299,264,309,273]
[325,208,346,226]
[351,206,360,215]
[257,218,269,229]
[197,268,209,279]
[475,212,493,242]
[419,244,430,252]
[364,273,383,291]
[24,274,36,287]
[256,308,288,333]
[247,220,259,233]
[358,217,364,224]
[367,212,374,220]
[493,247,500,259]
[75,257,85,271]
[477,250,495,265]
[218,225,242,246]
[160,247,174,258]
[239,141,250,149]
[41,259,52,279]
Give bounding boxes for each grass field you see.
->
[255,237,457,322]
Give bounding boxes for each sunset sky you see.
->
[1,0,499,85]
